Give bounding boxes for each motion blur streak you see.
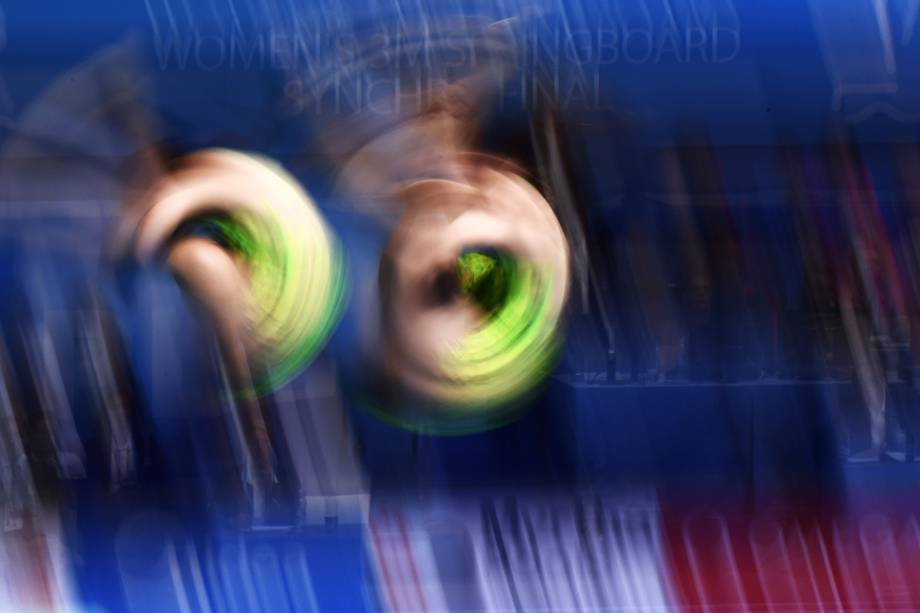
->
[122,148,347,397]
[377,165,570,431]
[6,0,920,611]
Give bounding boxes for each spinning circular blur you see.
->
[124,149,346,396]
[377,164,569,432]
